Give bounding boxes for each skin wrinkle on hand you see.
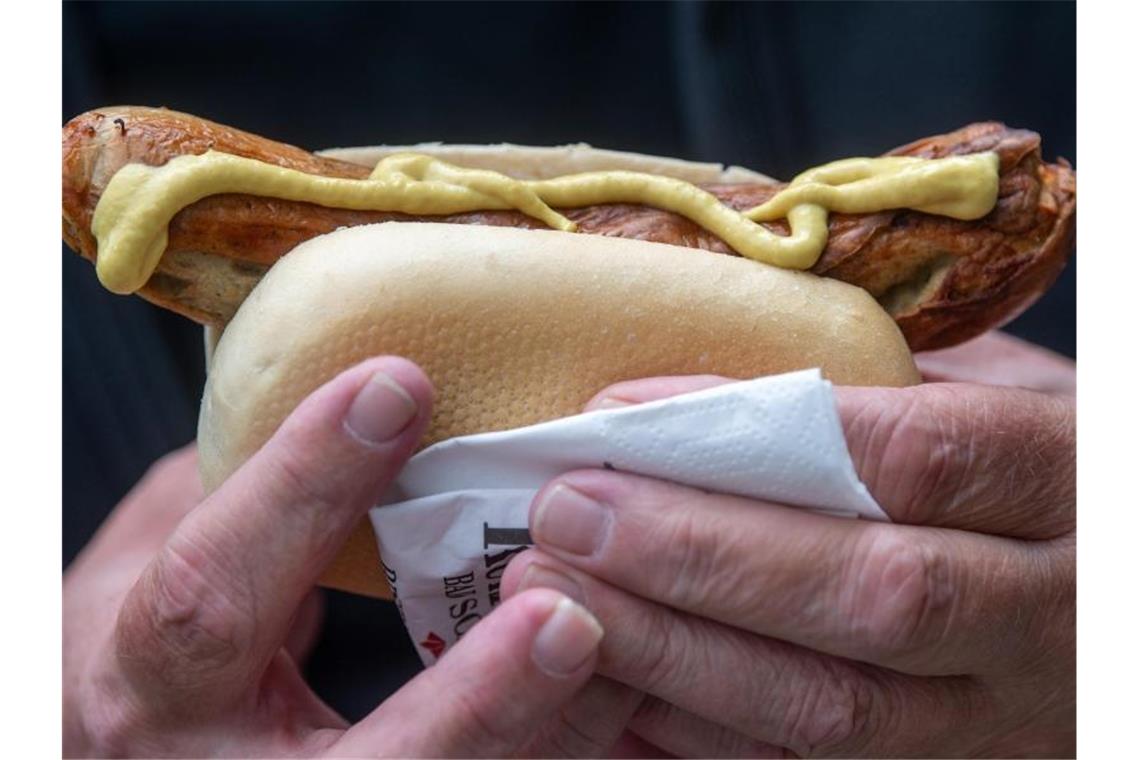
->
[64,358,610,757]
[63,325,1073,756]
[838,384,1075,538]
[508,341,1074,757]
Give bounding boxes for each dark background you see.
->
[63,0,1075,720]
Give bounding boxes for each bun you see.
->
[198,222,919,597]
[317,142,775,184]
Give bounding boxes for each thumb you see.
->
[337,589,603,758]
[115,356,433,710]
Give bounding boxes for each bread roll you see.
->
[318,142,775,184]
[199,222,919,597]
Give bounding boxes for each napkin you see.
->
[369,368,883,664]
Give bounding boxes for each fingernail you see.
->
[593,396,633,410]
[520,563,585,605]
[345,372,418,444]
[532,597,604,676]
[532,484,609,556]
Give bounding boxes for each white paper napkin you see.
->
[370,368,883,664]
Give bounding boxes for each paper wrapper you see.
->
[370,368,884,664]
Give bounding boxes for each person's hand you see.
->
[913,330,1075,395]
[503,333,1075,757]
[64,357,610,758]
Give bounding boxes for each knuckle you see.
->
[661,512,709,601]
[782,662,876,755]
[658,507,735,610]
[621,605,725,702]
[116,536,254,685]
[635,696,777,759]
[543,709,613,758]
[631,692,673,725]
[627,635,672,695]
[864,387,972,523]
[844,530,954,660]
[625,605,689,694]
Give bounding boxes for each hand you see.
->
[64,357,608,758]
[914,330,1075,394]
[503,333,1075,757]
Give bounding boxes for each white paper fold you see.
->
[370,368,884,664]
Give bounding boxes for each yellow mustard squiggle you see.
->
[92,149,999,294]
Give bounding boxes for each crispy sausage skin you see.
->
[62,107,1074,351]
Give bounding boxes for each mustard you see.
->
[91,147,1000,294]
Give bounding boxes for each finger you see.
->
[527,470,1068,676]
[836,382,1074,536]
[630,698,789,759]
[522,676,644,758]
[584,374,732,411]
[115,356,433,710]
[586,376,1074,537]
[583,330,1079,406]
[607,730,674,759]
[502,551,983,758]
[336,588,602,758]
[68,445,202,576]
[915,331,1075,395]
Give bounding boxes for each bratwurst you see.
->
[61,106,1074,351]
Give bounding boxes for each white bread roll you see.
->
[199,222,919,597]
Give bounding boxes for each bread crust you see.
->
[199,223,919,597]
[62,107,1075,351]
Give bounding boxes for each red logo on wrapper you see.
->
[419,631,446,659]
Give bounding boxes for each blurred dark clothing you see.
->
[63,0,1075,720]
